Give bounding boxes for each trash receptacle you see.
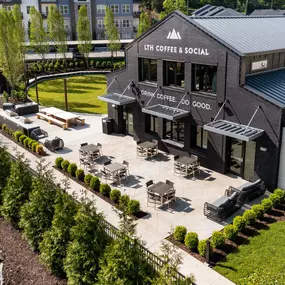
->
[102,117,113,134]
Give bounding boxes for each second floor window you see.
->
[110,4,119,14]
[122,19,130,28]
[114,19,120,28]
[59,5,68,14]
[139,58,157,82]
[122,4,130,13]
[163,61,185,87]
[97,5,105,14]
[97,19,103,29]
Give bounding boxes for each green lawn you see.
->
[29,75,107,114]
[215,221,285,284]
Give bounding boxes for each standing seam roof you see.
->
[189,16,285,55]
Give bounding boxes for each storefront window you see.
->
[164,120,184,144]
[139,58,157,82]
[163,61,185,87]
[192,125,208,149]
[145,114,158,134]
[192,64,217,94]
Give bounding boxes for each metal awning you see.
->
[98,93,136,106]
[204,120,264,141]
[142,104,189,120]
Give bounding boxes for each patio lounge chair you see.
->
[204,179,266,222]
[30,127,48,141]
[44,136,64,152]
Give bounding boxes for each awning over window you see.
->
[204,119,264,142]
[98,93,136,106]
[142,104,189,121]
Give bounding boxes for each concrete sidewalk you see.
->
[0,133,235,285]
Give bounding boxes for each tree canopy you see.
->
[137,12,150,37]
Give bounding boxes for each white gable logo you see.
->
[167,29,181,40]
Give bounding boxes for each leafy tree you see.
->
[76,5,92,67]
[1,153,32,225]
[12,5,25,58]
[40,190,78,277]
[161,0,187,18]
[104,6,121,71]
[0,6,25,96]
[29,7,49,61]
[47,6,68,67]
[137,11,150,37]
[64,199,109,285]
[97,211,154,285]
[151,241,195,285]
[19,160,58,251]
[0,147,11,197]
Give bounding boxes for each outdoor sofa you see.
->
[204,179,266,222]
[44,137,64,152]
[30,127,48,141]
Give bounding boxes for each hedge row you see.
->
[173,189,285,258]
[55,156,140,215]
[1,124,45,155]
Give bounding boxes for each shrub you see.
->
[32,141,39,152]
[80,61,85,68]
[243,209,257,225]
[211,231,225,248]
[119,194,130,210]
[107,61,111,68]
[251,204,265,219]
[99,183,111,197]
[184,232,199,250]
[268,193,280,207]
[110,189,121,203]
[198,239,212,257]
[36,145,44,155]
[75,62,78,67]
[69,62,74,68]
[90,59,94,67]
[2,123,7,132]
[84,174,93,186]
[223,224,238,241]
[19,134,27,144]
[233,216,246,232]
[261,198,273,213]
[127,200,140,215]
[95,61,101,68]
[67,163,77,177]
[61,160,70,171]
[49,62,53,69]
[75,169,85,181]
[173,226,187,242]
[13,130,23,142]
[55,157,64,168]
[90,176,100,191]
[28,139,35,149]
[23,137,30,148]
[274,189,285,204]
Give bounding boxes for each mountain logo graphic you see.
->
[167,29,181,40]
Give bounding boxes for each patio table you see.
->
[104,162,127,184]
[148,181,173,205]
[176,155,199,177]
[138,141,158,158]
[80,143,100,153]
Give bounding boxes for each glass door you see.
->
[228,138,244,176]
[123,106,134,136]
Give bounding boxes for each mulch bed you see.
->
[0,217,67,285]
[167,203,285,266]
[0,130,48,158]
[53,166,148,220]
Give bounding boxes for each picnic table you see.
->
[149,181,173,205]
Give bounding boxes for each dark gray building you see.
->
[99,12,285,191]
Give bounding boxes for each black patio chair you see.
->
[44,136,64,152]
[30,127,48,141]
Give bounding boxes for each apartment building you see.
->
[0,0,138,40]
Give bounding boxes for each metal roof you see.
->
[250,9,285,16]
[142,104,189,121]
[98,93,136,106]
[192,5,241,17]
[204,120,264,141]
[244,69,285,108]
[189,16,285,55]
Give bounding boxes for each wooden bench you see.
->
[36,113,67,130]
[76,117,85,125]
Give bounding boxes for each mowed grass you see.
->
[215,221,285,284]
[29,75,107,114]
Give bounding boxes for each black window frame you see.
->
[163,119,185,145]
[139,58,157,83]
[163,61,185,88]
[145,114,158,135]
[191,64,217,94]
[191,125,208,150]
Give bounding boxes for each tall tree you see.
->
[104,6,121,71]
[1,153,32,226]
[160,0,187,18]
[76,5,92,67]
[64,199,109,285]
[0,147,11,201]
[40,190,78,277]
[0,6,25,96]
[47,6,68,67]
[19,160,58,251]
[29,7,49,62]
[137,11,150,37]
